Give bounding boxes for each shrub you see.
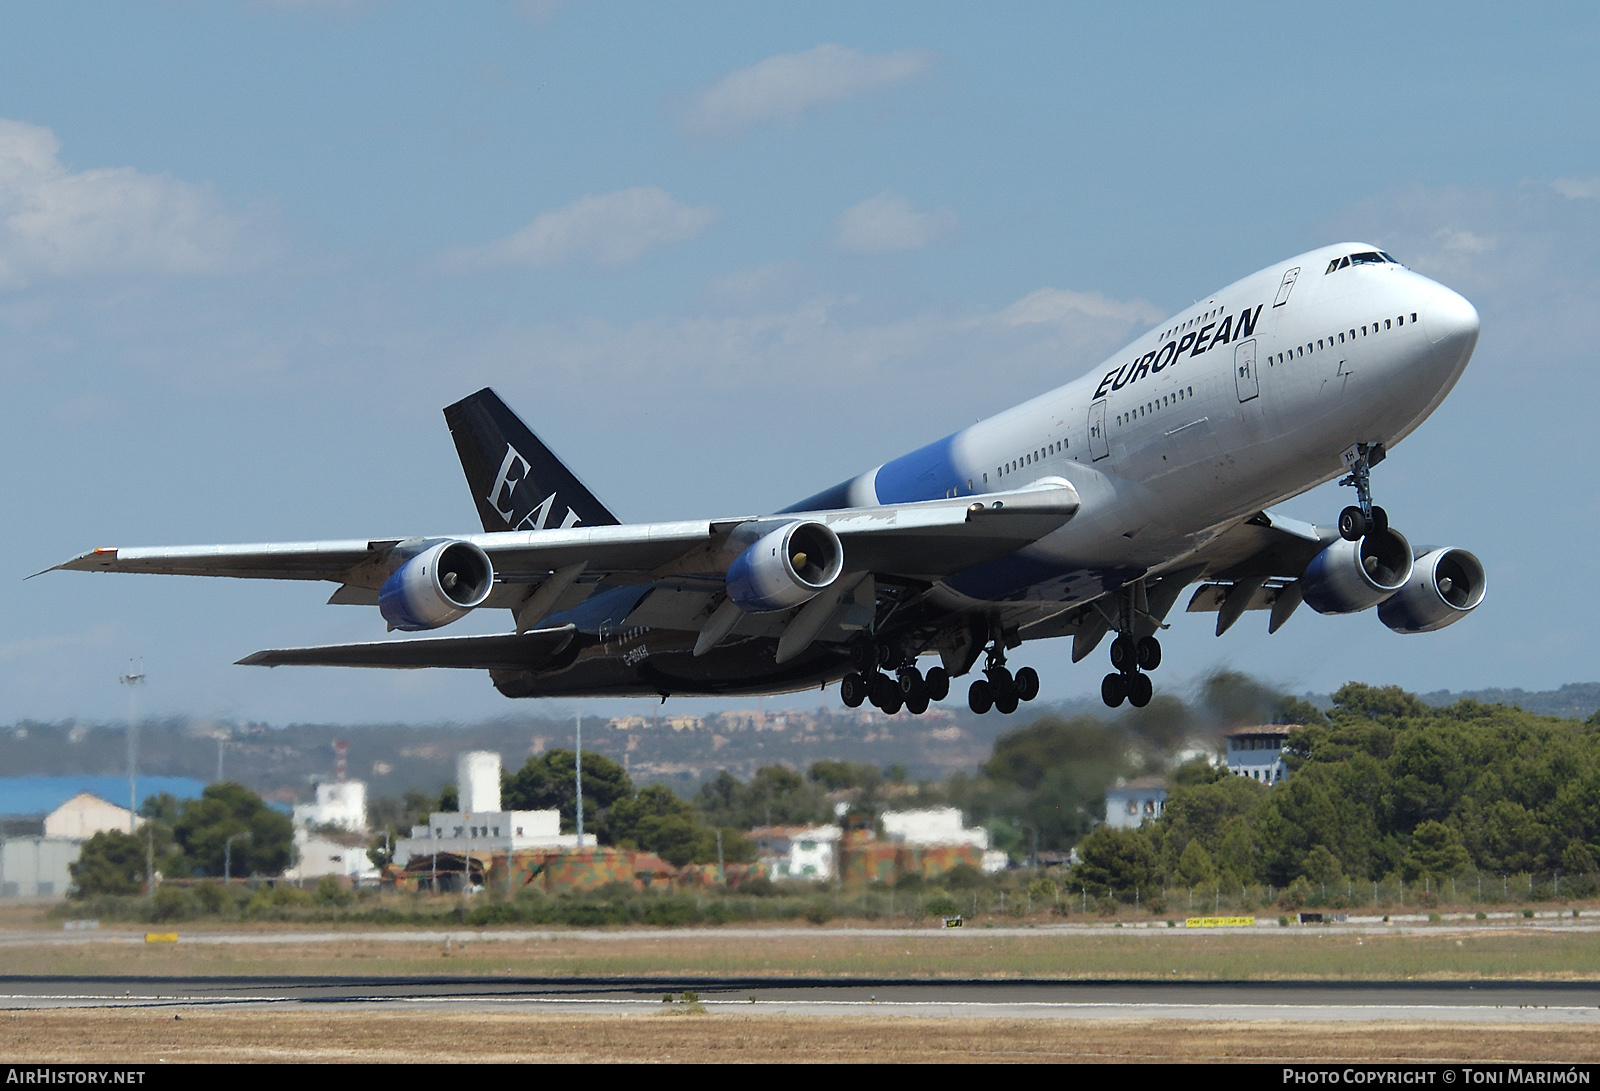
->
[925,893,959,918]
[314,875,354,907]
[151,886,198,922]
[943,864,985,890]
[1475,910,1487,921]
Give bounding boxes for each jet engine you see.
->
[378,540,495,631]
[725,520,844,612]
[1378,547,1486,633]
[1300,526,1414,615]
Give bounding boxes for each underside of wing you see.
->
[238,624,578,670]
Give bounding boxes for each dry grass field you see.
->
[5,1009,1599,1064]
[5,924,1600,981]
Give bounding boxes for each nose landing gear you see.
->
[1337,442,1388,542]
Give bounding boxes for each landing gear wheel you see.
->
[849,639,877,673]
[904,690,929,715]
[840,672,867,708]
[1128,672,1154,708]
[877,640,903,670]
[1368,505,1388,537]
[1338,505,1368,542]
[1101,672,1127,708]
[1013,666,1040,702]
[880,685,903,715]
[869,672,897,711]
[1109,634,1137,672]
[968,678,994,714]
[898,667,924,697]
[1135,636,1161,671]
[987,665,1013,690]
[924,666,950,702]
[994,688,1019,715]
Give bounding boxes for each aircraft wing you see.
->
[238,624,577,670]
[52,480,1081,591]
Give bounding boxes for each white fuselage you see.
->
[826,243,1480,609]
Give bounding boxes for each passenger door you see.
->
[1088,399,1109,461]
[1234,339,1260,403]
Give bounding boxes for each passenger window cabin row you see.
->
[1267,312,1419,367]
[1115,385,1195,428]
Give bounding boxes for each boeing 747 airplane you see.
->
[55,243,1484,714]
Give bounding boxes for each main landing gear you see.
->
[966,642,1040,716]
[838,637,950,716]
[1337,442,1388,543]
[1101,584,1161,709]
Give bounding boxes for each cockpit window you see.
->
[1379,251,1399,264]
[1349,251,1386,265]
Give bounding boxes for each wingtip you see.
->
[236,651,275,667]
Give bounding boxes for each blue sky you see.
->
[2,2,1598,725]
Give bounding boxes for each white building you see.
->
[0,837,83,898]
[1103,777,1169,829]
[391,751,577,866]
[750,825,843,882]
[1225,725,1293,784]
[285,829,379,883]
[292,781,368,833]
[880,807,1009,873]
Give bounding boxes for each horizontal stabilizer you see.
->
[238,624,577,670]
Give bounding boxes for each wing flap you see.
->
[238,624,578,670]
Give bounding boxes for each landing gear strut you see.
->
[1337,442,1388,543]
[1102,585,1159,709]
[966,642,1040,715]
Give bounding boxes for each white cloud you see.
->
[683,44,935,137]
[1553,177,1600,200]
[0,118,258,289]
[448,187,718,271]
[832,191,958,255]
[997,287,1164,328]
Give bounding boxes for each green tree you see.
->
[503,750,632,833]
[604,784,718,866]
[1074,825,1160,895]
[807,760,880,792]
[1175,839,1216,887]
[693,765,828,829]
[69,830,149,896]
[1404,820,1472,881]
[172,782,293,878]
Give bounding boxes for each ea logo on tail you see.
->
[488,446,580,531]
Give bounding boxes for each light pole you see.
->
[575,712,584,849]
[224,831,250,884]
[119,662,145,833]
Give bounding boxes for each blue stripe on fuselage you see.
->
[873,433,963,504]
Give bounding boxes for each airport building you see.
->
[1103,777,1169,829]
[0,775,206,898]
[391,751,577,870]
[1225,725,1295,784]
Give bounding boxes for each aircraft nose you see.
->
[1421,286,1479,351]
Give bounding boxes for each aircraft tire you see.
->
[1339,506,1367,542]
[840,672,867,708]
[1014,666,1039,702]
[1101,672,1127,708]
[925,666,950,702]
[898,666,924,696]
[1136,636,1161,671]
[968,678,994,714]
[995,690,1019,715]
[1129,672,1154,708]
[877,640,903,670]
[881,687,904,715]
[1368,505,1389,537]
[1109,635,1136,671]
[849,639,876,672]
[905,691,930,715]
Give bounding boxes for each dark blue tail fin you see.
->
[444,388,621,532]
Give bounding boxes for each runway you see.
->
[4,975,1598,1023]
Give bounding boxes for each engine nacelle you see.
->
[378,540,495,631]
[1378,547,1486,633]
[1301,526,1414,615]
[725,520,844,612]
